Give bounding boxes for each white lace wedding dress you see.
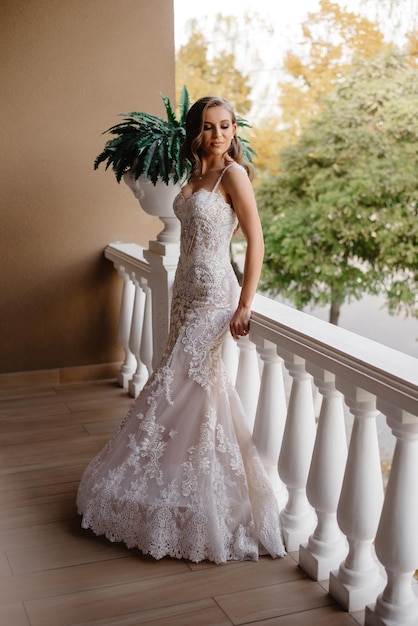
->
[77,164,285,563]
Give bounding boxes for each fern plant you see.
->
[94,86,190,185]
[94,86,255,185]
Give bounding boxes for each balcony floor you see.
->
[0,377,365,626]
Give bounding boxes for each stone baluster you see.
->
[235,334,261,433]
[222,331,239,385]
[329,382,386,611]
[252,339,287,505]
[139,279,153,378]
[365,401,418,626]
[127,276,148,398]
[278,351,317,551]
[299,365,348,580]
[143,241,179,368]
[115,266,136,389]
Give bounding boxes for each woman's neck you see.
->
[198,156,234,177]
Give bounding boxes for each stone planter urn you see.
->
[123,172,181,244]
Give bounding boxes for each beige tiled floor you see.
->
[0,378,365,626]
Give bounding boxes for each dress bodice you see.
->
[171,167,240,310]
[174,188,238,260]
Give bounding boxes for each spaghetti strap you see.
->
[212,162,238,193]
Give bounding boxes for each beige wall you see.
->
[0,0,175,375]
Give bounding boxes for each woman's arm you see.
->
[223,166,265,340]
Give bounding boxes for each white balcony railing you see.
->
[105,240,418,626]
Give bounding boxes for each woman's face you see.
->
[200,105,236,158]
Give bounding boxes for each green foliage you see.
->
[94,86,190,185]
[257,51,418,319]
[94,85,255,185]
[276,0,393,153]
[234,116,257,164]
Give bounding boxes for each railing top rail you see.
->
[252,293,418,416]
[105,242,150,277]
[104,239,417,415]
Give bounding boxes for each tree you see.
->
[257,51,418,324]
[406,28,418,66]
[359,0,418,54]
[175,12,288,174]
[247,113,284,177]
[175,2,417,177]
[175,17,252,115]
[278,0,393,146]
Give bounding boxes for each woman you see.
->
[77,96,285,563]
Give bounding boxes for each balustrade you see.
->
[127,276,150,398]
[113,264,136,389]
[105,241,418,624]
[329,383,386,611]
[277,350,317,551]
[365,401,418,625]
[143,240,179,368]
[235,335,260,432]
[299,365,348,581]
[252,338,287,505]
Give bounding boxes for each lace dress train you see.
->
[77,164,286,563]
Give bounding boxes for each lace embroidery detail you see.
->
[181,408,217,496]
[170,188,240,392]
[216,423,246,476]
[182,308,231,391]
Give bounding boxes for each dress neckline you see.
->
[178,188,230,210]
[181,162,238,202]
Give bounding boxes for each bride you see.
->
[77,95,286,563]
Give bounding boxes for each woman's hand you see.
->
[229,304,251,340]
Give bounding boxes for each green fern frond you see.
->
[178,85,190,126]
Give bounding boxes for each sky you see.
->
[173,0,371,50]
[173,0,413,45]
[174,0,325,43]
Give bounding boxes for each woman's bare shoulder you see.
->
[223,162,251,189]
